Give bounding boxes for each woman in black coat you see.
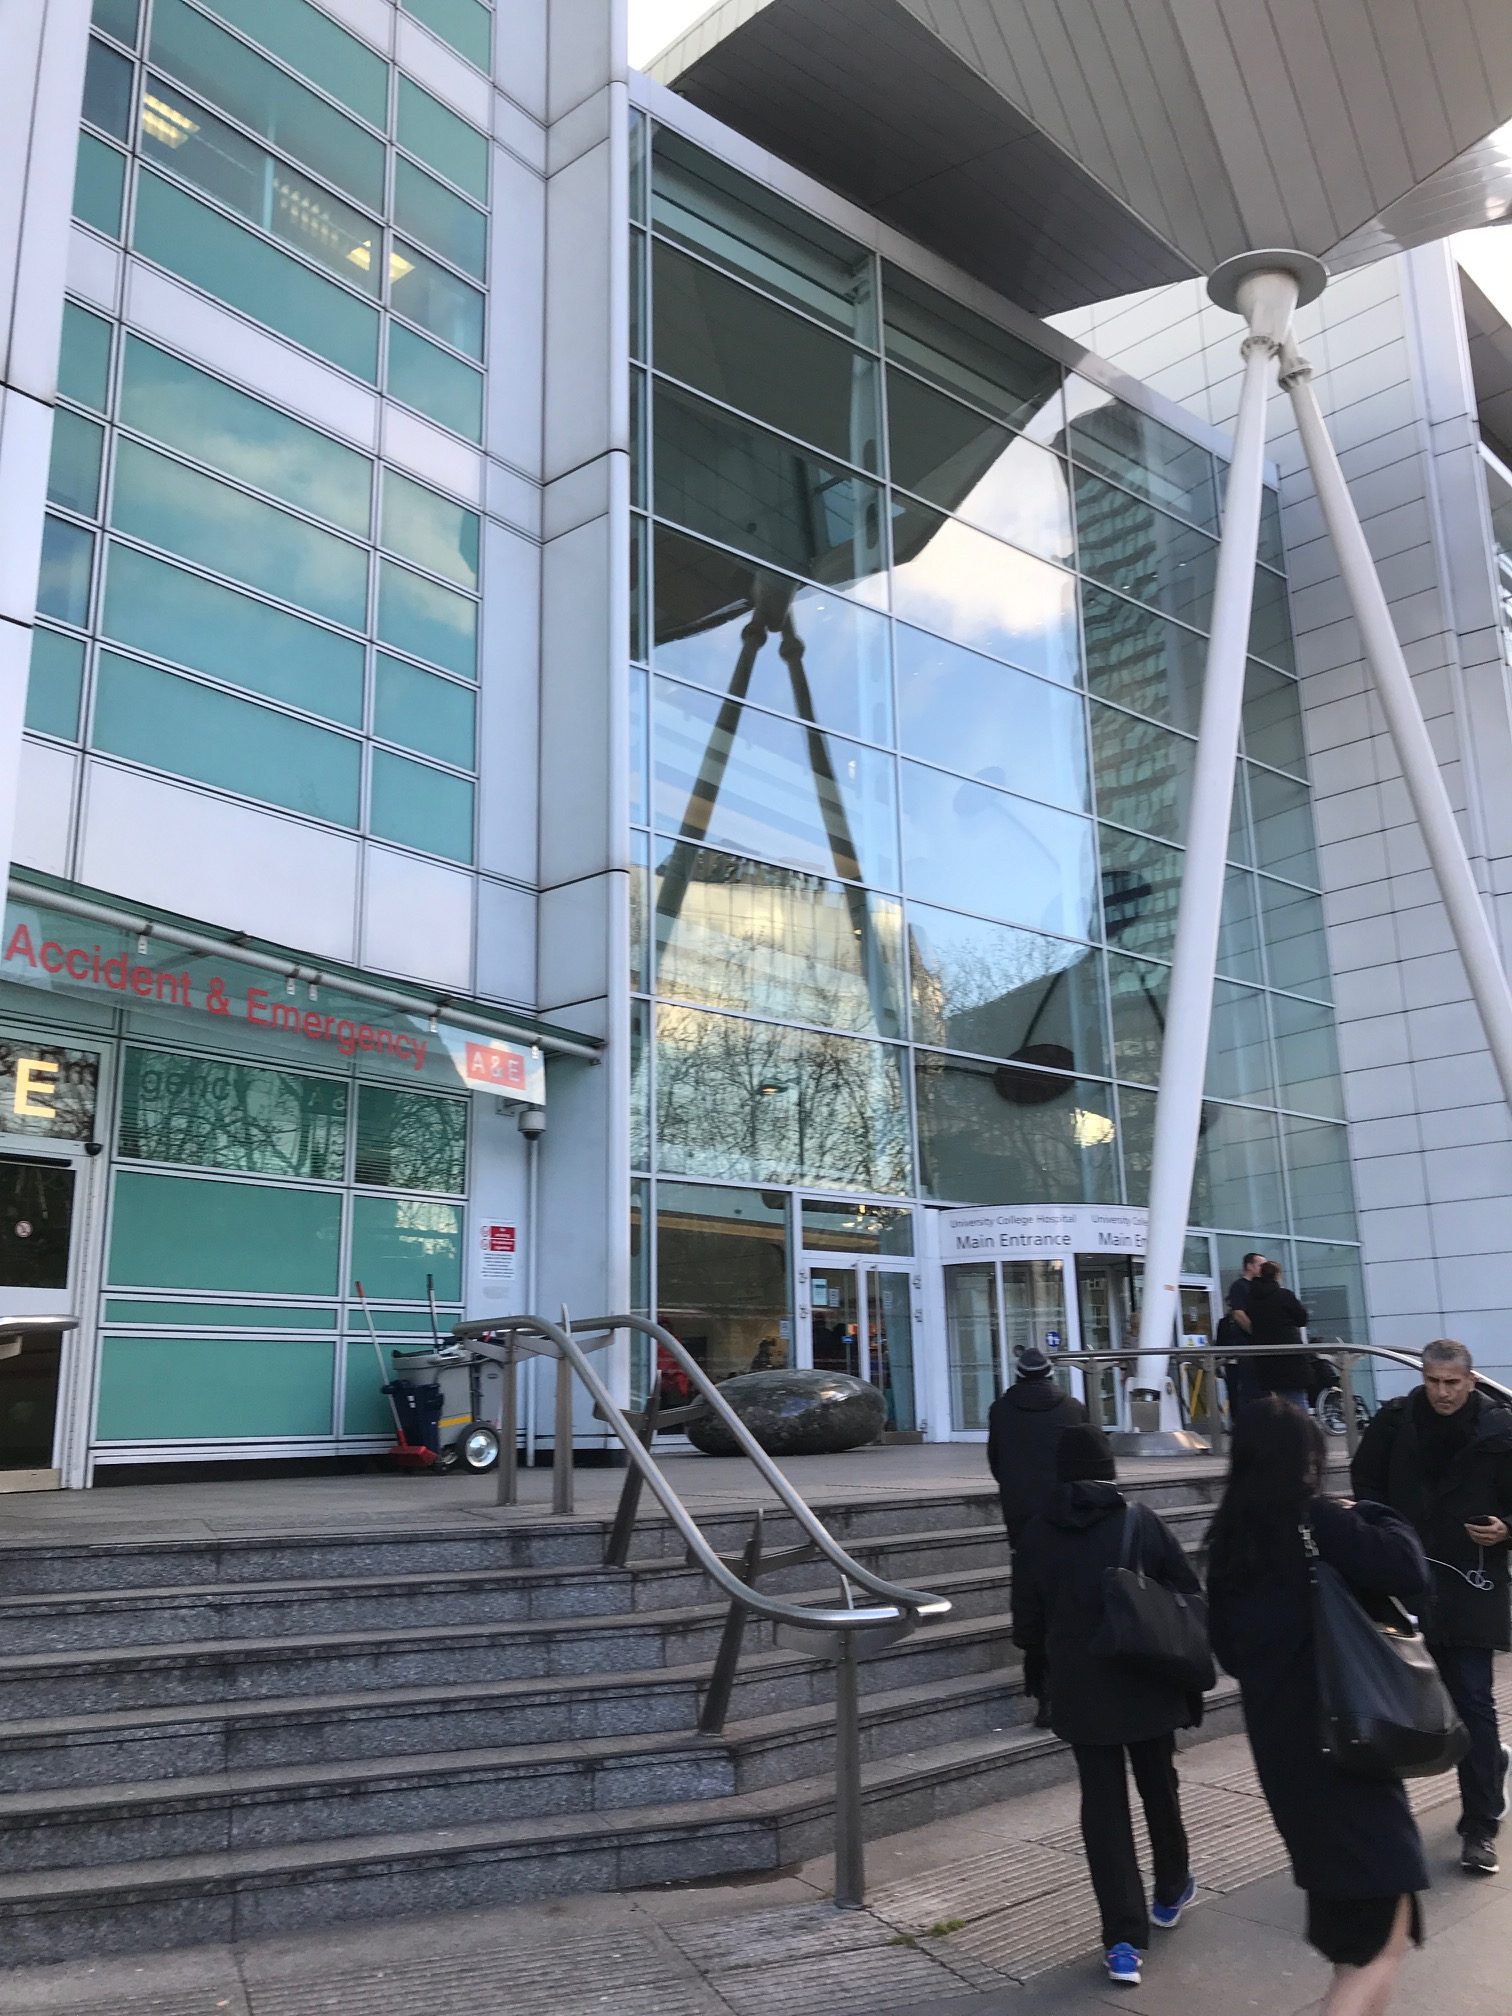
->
[1244,1260,1311,1406]
[1013,1424,1202,1987]
[1207,1398,1432,2016]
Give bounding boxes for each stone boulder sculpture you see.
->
[685,1369,886,1457]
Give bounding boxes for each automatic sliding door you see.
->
[945,1263,998,1431]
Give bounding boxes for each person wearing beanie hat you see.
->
[1012,1428,1202,1987]
[987,1349,1090,1730]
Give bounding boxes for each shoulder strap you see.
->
[1120,1502,1144,1571]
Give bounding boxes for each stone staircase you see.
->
[0,1472,1236,1964]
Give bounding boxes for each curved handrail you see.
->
[453,1312,950,1635]
[1047,1337,1512,1407]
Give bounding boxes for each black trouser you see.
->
[1429,1643,1504,1838]
[1072,1735,1190,1950]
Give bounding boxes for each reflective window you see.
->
[896,625,1088,811]
[654,841,905,1038]
[1259,488,1285,572]
[631,227,646,363]
[886,371,1073,564]
[397,77,488,202]
[349,1195,462,1299]
[376,559,478,678]
[1250,562,1295,670]
[385,324,483,440]
[1065,376,1218,533]
[354,1086,468,1193]
[1259,876,1331,998]
[74,132,125,237]
[1092,703,1194,848]
[1293,1239,1366,1341]
[882,264,1062,438]
[801,1198,913,1255]
[370,749,474,863]
[401,0,492,72]
[652,525,892,745]
[902,763,1096,939]
[1074,470,1217,633]
[26,629,85,741]
[394,158,486,280]
[656,1005,911,1193]
[630,830,649,993]
[1283,1116,1357,1243]
[93,648,362,824]
[1244,659,1306,777]
[119,336,372,536]
[1099,824,1180,963]
[133,170,380,381]
[654,677,899,889]
[656,1182,791,1385]
[149,0,384,210]
[119,1047,346,1177]
[915,1052,1118,1204]
[629,663,647,822]
[59,302,113,412]
[198,0,387,126]
[84,35,134,140]
[1271,993,1344,1118]
[1119,1088,1286,1231]
[107,1170,342,1294]
[1248,763,1319,886]
[652,128,875,342]
[380,472,480,591]
[1219,866,1264,985]
[890,501,1078,684]
[102,542,364,725]
[1082,584,1205,734]
[1205,980,1273,1105]
[391,242,484,360]
[653,239,880,470]
[93,0,140,46]
[38,516,94,627]
[111,438,369,630]
[374,654,475,768]
[908,905,1108,1077]
[654,383,885,592]
[630,999,650,1168]
[47,409,105,517]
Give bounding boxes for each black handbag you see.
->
[1090,1503,1216,1692]
[1303,1520,1469,1780]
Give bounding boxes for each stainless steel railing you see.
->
[450,1310,951,1907]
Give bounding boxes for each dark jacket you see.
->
[1208,1494,1430,1899]
[986,1379,1088,1546]
[1012,1481,1203,1747]
[1351,1388,1512,1650]
[1245,1277,1310,1393]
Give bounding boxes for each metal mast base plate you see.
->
[1208,248,1327,314]
[1107,1429,1213,1458]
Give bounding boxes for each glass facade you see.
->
[629,113,1361,1379]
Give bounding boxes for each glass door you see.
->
[945,1263,998,1432]
[0,1150,82,1481]
[805,1261,918,1433]
[808,1264,862,1379]
[1077,1262,1135,1432]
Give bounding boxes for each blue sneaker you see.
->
[1151,1873,1197,1930]
[1105,1943,1142,1985]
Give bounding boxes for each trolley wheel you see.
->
[459,1421,500,1472]
[435,1441,463,1473]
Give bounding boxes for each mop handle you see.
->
[356,1278,406,1442]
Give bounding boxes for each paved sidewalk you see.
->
[5,1724,1507,2016]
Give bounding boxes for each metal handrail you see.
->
[450,1310,951,1907]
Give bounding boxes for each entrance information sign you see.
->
[939,1203,1149,1261]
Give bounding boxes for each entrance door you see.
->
[1077,1262,1135,1432]
[0,1150,84,1485]
[806,1262,917,1432]
[942,1258,1070,1434]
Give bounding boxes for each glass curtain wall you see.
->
[41,0,486,865]
[628,114,1365,1376]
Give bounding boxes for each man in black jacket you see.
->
[988,1346,1087,1727]
[1352,1338,1512,1874]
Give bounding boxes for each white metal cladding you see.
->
[652,0,1512,312]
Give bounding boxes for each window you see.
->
[47,409,105,518]
[26,629,85,741]
[1074,470,1218,634]
[83,35,134,140]
[655,1182,790,1386]
[197,0,386,124]
[374,654,475,767]
[393,158,486,280]
[890,500,1078,683]
[74,131,125,237]
[369,748,474,863]
[92,0,140,47]
[886,370,1073,564]
[1065,376,1218,533]
[390,242,484,359]
[915,1052,1118,1205]
[350,1195,463,1299]
[118,1047,348,1178]
[401,0,491,72]
[354,1086,467,1192]
[397,77,488,202]
[896,625,1088,811]
[1081,584,1205,733]
[376,559,478,678]
[902,763,1096,940]
[107,1169,344,1293]
[882,263,1062,437]
[908,906,1108,1077]
[37,517,94,627]
[380,471,480,591]
[59,302,113,412]
[385,323,483,439]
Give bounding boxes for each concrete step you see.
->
[0,1683,1244,1966]
[0,1669,1034,1872]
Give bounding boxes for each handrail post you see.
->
[700,1510,763,1735]
[552,1346,574,1516]
[496,1335,518,1507]
[833,1632,865,1910]
[1340,1351,1361,1461]
[606,1381,662,1568]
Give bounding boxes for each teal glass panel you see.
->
[890,497,1078,684]
[344,1344,398,1435]
[390,242,484,360]
[907,904,1108,1077]
[103,544,364,726]
[374,654,475,766]
[401,0,492,70]
[133,172,380,381]
[397,77,488,200]
[104,1298,338,1328]
[37,516,94,626]
[351,1307,462,1333]
[139,78,381,293]
[92,0,140,46]
[370,748,474,863]
[656,1004,912,1193]
[630,230,645,365]
[914,1051,1117,1205]
[198,0,388,128]
[881,263,1062,435]
[380,472,479,590]
[96,1335,336,1439]
[1292,1241,1367,1344]
[107,1169,343,1293]
[74,132,125,237]
[149,0,384,210]
[84,36,134,139]
[629,107,647,225]
[393,157,486,279]
[119,1046,348,1178]
[120,336,372,535]
[354,1086,467,1192]
[59,302,113,412]
[377,558,477,677]
[385,322,483,439]
[46,409,104,517]
[25,628,85,741]
[111,438,368,629]
[350,1194,463,1300]
[93,649,362,825]
[654,128,874,344]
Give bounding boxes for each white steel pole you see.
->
[1281,338,1512,1114]
[1133,254,1322,1426]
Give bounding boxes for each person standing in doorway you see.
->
[1220,1251,1266,1412]
[1351,1339,1512,1875]
[1012,1424,1200,1988]
[1246,1261,1311,1409]
[987,1346,1087,1728]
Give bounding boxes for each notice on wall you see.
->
[478,1222,517,1299]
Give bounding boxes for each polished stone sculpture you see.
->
[685,1369,886,1457]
